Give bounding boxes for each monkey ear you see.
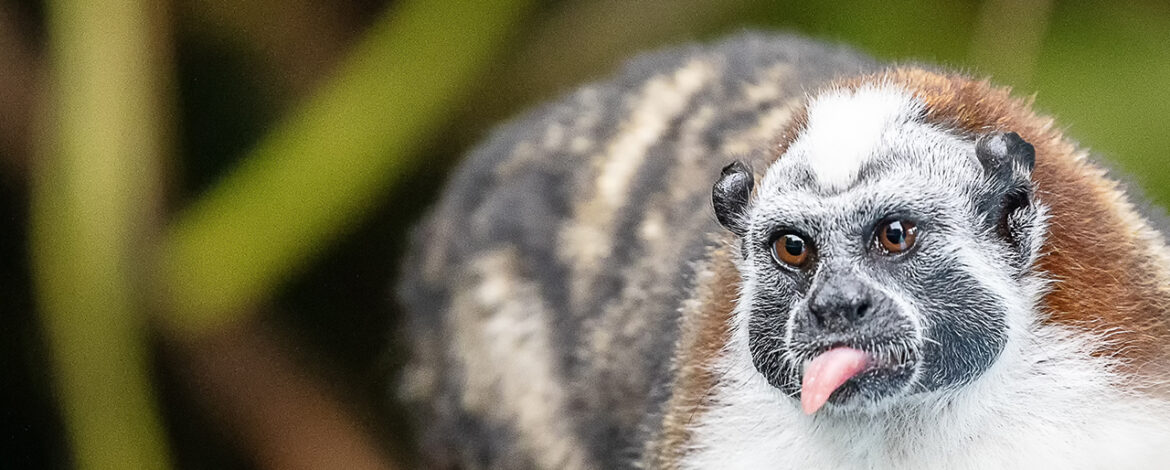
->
[712,161,754,238]
[975,131,1035,180]
[976,132,1042,270]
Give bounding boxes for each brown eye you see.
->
[772,234,811,267]
[877,220,918,254]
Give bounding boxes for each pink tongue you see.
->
[801,347,870,415]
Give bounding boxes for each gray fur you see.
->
[397,33,877,469]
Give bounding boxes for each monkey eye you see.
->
[876,219,918,254]
[771,233,812,267]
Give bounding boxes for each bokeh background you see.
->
[3,0,1169,468]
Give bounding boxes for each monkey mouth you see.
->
[793,340,919,414]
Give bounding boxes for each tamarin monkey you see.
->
[398,33,1170,469]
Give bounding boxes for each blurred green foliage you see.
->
[7,1,1170,469]
[161,0,534,334]
[32,0,172,468]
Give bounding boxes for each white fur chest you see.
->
[681,322,1170,470]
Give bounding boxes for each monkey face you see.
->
[713,88,1045,415]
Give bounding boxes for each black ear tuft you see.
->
[712,161,754,237]
[975,131,1035,178]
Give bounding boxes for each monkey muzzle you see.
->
[786,275,920,414]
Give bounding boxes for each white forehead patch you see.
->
[786,84,924,191]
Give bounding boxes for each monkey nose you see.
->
[806,279,880,333]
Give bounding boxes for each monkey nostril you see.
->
[809,308,826,329]
[855,301,870,320]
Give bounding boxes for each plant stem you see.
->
[31,0,173,468]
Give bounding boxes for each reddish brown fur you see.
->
[647,244,739,469]
[772,106,808,157]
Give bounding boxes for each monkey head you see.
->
[713,86,1047,415]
